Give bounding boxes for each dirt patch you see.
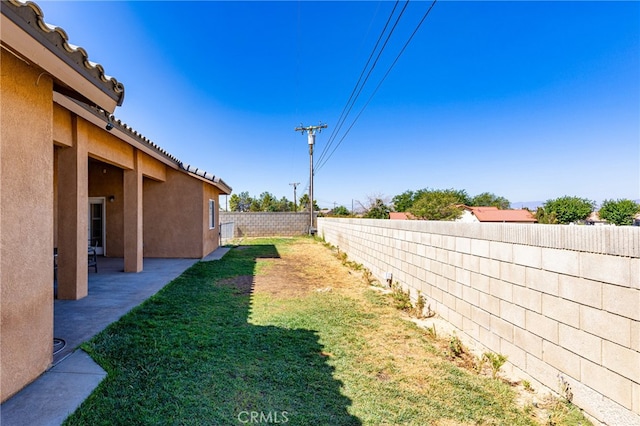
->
[217,275,254,295]
[246,239,365,299]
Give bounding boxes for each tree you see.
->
[534,207,557,224]
[543,196,595,224]
[447,188,471,206]
[275,196,293,212]
[331,205,350,216]
[392,190,415,212]
[258,191,277,212]
[229,190,293,212]
[364,199,390,219]
[470,192,511,209]
[298,193,319,211]
[249,198,261,212]
[598,199,640,226]
[229,191,253,212]
[408,189,466,221]
[356,193,392,217]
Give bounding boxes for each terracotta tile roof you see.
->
[389,212,415,220]
[465,206,536,223]
[2,0,125,108]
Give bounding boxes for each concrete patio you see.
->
[1,249,228,426]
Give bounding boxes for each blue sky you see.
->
[42,1,639,209]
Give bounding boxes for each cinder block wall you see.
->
[317,218,640,426]
[220,212,316,237]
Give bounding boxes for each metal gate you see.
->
[220,221,235,245]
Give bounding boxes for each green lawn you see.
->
[64,237,589,425]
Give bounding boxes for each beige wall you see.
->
[144,169,220,258]
[318,218,640,426]
[53,103,73,147]
[0,50,54,402]
[87,126,134,170]
[139,151,166,182]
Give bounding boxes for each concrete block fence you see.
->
[220,212,316,237]
[317,218,640,426]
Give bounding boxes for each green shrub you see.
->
[391,282,412,312]
[483,352,508,378]
[449,333,463,358]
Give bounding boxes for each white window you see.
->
[209,199,216,229]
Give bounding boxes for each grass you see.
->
[64,237,590,425]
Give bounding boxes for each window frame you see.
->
[209,199,216,230]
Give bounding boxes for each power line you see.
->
[316,1,410,169]
[316,0,403,168]
[316,0,409,168]
[315,0,438,173]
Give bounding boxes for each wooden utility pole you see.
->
[294,123,327,235]
[289,182,300,211]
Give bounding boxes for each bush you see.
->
[390,282,412,312]
[598,199,640,226]
[482,352,508,378]
[543,196,595,224]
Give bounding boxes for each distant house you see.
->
[587,211,640,226]
[457,206,536,223]
[585,211,611,226]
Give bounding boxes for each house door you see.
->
[88,197,105,255]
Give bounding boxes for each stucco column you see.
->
[123,151,143,272]
[56,116,89,300]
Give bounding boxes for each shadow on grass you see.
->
[65,243,360,425]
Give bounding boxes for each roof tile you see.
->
[3,0,125,107]
[466,206,536,222]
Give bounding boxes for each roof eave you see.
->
[180,164,232,195]
[1,0,124,112]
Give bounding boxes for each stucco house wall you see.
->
[143,169,202,258]
[457,209,479,223]
[0,48,55,402]
[1,0,231,402]
[202,182,222,257]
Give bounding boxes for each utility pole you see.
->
[294,123,327,235]
[289,182,300,211]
